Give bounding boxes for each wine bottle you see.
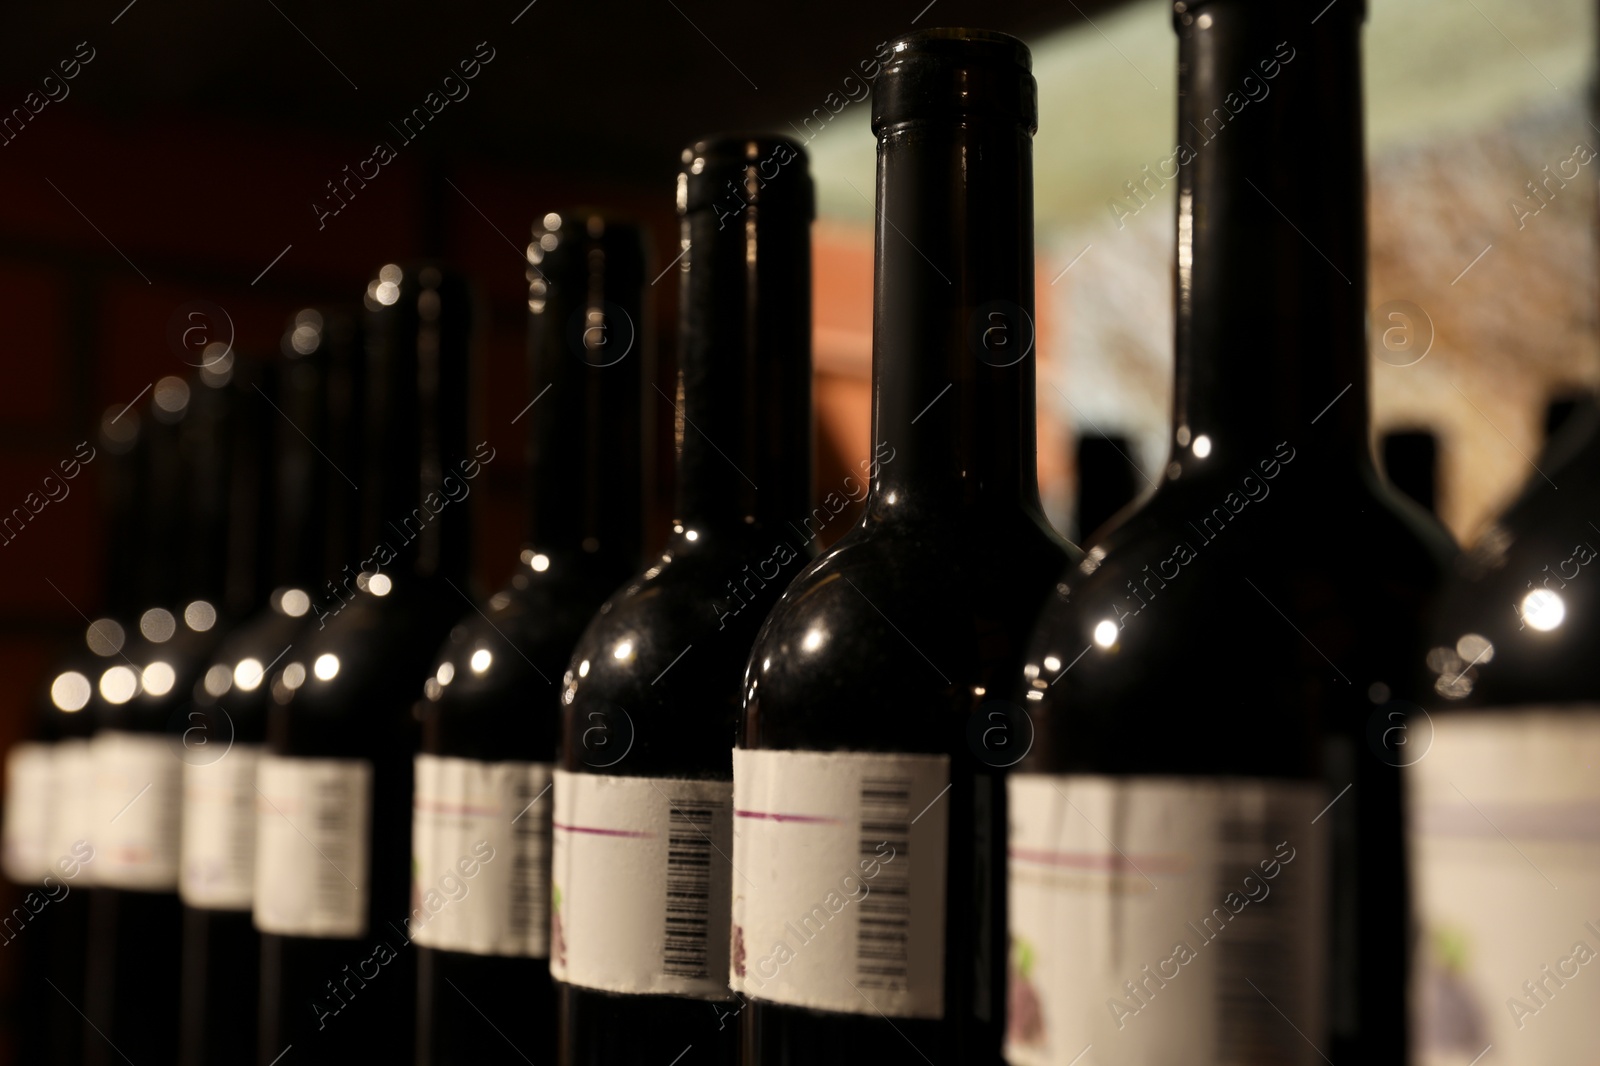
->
[1011,4,1455,1065]
[1406,351,1600,1054]
[177,310,362,1066]
[3,402,141,1066]
[257,264,477,1066]
[83,362,242,1066]
[733,30,1077,1066]
[414,213,648,1066]
[553,136,815,1066]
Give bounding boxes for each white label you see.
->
[410,755,553,957]
[49,738,96,885]
[1006,774,1327,1066]
[253,755,372,938]
[2,743,54,884]
[730,748,950,1019]
[180,745,262,910]
[93,731,183,891]
[1409,707,1600,1066]
[551,770,734,999]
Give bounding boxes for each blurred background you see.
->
[0,0,1591,1052]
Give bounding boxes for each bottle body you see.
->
[415,213,647,1066]
[258,263,477,1066]
[736,30,1077,1066]
[1013,457,1447,1066]
[1010,3,1454,1064]
[1409,406,1600,1066]
[414,550,628,1066]
[85,369,236,1066]
[554,135,815,1066]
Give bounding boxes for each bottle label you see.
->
[2,742,54,884]
[1409,706,1600,1066]
[1005,774,1327,1066]
[730,748,951,1020]
[50,738,96,885]
[550,769,734,999]
[253,755,372,938]
[410,754,553,957]
[179,744,262,910]
[93,731,183,891]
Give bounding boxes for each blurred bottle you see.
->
[256,265,477,1065]
[83,356,251,1066]
[1012,4,1455,1064]
[1407,317,1600,1059]
[553,136,815,1066]
[413,213,648,1066]
[176,310,362,1066]
[1,402,141,1066]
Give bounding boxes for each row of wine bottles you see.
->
[3,10,1597,1066]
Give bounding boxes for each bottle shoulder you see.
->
[560,528,812,710]
[281,577,460,717]
[557,528,815,774]
[1019,463,1456,773]
[739,508,1075,749]
[1423,456,1600,708]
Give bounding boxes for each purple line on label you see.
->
[552,822,654,838]
[734,809,844,826]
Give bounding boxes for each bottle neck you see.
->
[1172,1,1370,471]
[223,363,276,615]
[674,200,812,529]
[868,119,1045,517]
[273,352,333,591]
[99,428,145,619]
[178,381,234,604]
[525,251,644,566]
[362,285,473,585]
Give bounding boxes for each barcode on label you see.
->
[856,776,912,992]
[312,775,359,915]
[1212,816,1306,1063]
[509,775,551,943]
[663,797,723,979]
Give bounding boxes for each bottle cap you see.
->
[678,134,814,222]
[873,28,1036,134]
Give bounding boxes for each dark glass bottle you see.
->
[553,136,815,1066]
[1012,4,1455,1066]
[3,403,142,1066]
[734,30,1077,1066]
[257,264,477,1066]
[1407,365,1600,1055]
[177,310,363,1066]
[414,212,648,1066]
[83,363,242,1066]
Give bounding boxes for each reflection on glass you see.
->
[1521,588,1565,631]
[312,653,339,682]
[100,665,139,704]
[185,600,217,632]
[141,661,175,697]
[51,671,91,711]
[140,608,177,643]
